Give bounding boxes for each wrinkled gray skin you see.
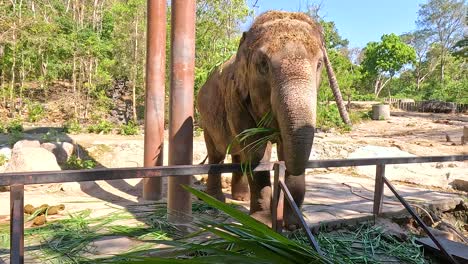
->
[196,11,324,229]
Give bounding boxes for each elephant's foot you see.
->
[231,183,250,201]
[232,190,250,201]
[250,210,272,227]
[283,212,301,231]
[231,171,250,201]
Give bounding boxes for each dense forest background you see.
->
[0,0,466,131]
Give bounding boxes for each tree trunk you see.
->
[440,50,445,86]
[41,53,48,97]
[10,26,16,104]
[132,14,139,122]
[72,52,78,116]
[1,69,5,107]
[322,46,351,126]
[20,52,25,107]
[374,75,381,95]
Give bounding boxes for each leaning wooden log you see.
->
[321,45,351,126]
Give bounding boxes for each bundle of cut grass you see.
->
[290,224,428,264]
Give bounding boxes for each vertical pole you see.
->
[272,163,284,233]
[10,184,24,264]
[143,0,166,200]
[373,164,385,216]
[167,0,196,223]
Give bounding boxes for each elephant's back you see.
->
[196,57,234,153]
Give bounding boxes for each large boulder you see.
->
[421,100,456,113]
[41,142,75,164]
[5,147,61,173]
[13,140,41,150]
[0,146,12,160]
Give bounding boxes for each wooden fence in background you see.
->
[384,98,468,113]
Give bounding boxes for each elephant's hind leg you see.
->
[204,132,226,202]
[231,155,250,201]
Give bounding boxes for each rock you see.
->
[5,147,61,173]
[449,179,468,192]
[376,218,408,240]
[13,140,41,150]
[91,236,138,256]
[41,142,74,164]
[426,227,465,243]
[0,147,12,159]
[421,100,456,113]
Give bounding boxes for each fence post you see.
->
[10,184,24,264]
[272,163,284,233]
[373,164,385,216]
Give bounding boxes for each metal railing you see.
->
[1,155,467,264]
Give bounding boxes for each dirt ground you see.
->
[0,109,467,261]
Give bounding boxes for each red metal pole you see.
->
[167,0,196,223]
[143,0,166,200]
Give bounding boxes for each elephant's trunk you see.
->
[273,79,317,176]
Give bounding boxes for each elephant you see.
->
[196,11,325,229]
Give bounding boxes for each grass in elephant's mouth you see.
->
[226,111,280,175]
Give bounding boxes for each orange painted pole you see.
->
[167,0,196,223]
[143,0,166,200]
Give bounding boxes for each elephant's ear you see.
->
[233,32,249,101]
[238,32,247,48]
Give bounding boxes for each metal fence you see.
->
[1,155,467,264]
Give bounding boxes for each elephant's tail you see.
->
[198,155,208,165]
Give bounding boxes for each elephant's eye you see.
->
[257,57,269,75]
[317,59,323,70]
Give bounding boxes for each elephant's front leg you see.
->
[248,171,273,226]
[283,173,306,230]
[244,143,273,226]
[231,155,250,201]
[276,142,307,230]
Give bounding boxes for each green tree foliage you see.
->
[302,3,361,103]
[0,0,250,124]
[194,0,251,94]
[361,33,416,97]
[417,0,465,83]
[391,0,467,103]
[0,0,466,130]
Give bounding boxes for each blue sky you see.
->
[242,0,427,48]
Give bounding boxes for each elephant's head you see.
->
[234,11,324,176]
